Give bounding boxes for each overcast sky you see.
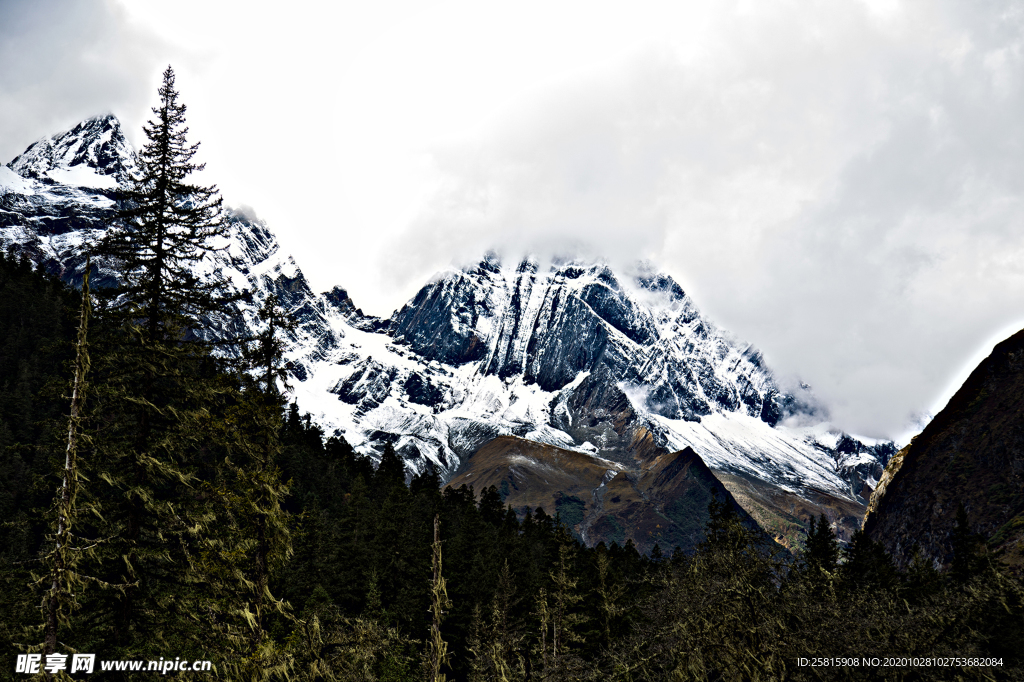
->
[3,0,1024,441]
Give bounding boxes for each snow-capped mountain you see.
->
[2,115,893,544]
[8,114,137,188]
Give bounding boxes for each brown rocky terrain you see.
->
[447,435,759,553]
[715,472,867,549]
[549,367,872,548]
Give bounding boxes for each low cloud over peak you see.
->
[387,1,1024,438]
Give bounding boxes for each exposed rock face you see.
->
[447,436,761,553]
[2,114,895,546]
[389,253,786,424]
[864,328,1024,568]
[832,435,895,502]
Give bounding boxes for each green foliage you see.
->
[0,250,82,673]
[591,545,626,651]
[287,586,417,682]
[801,514,839,578]
[373,442,407,498]
[617,493,790,680]
[200,295,294,679]
[536,535,593,680]
[841,528,899,590]
[467,562,527,682]
[553,495,586,529]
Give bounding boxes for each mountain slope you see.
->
[448,436,760,553]
[864,328,1024,568]
[388,254,786,423]
[308,253,891,544]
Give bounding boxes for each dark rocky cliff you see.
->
[864,328,1024,568]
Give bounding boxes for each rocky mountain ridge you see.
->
[1,114,893,545]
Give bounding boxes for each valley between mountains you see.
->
[2,114,896,551]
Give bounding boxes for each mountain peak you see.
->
[7,113,136,189]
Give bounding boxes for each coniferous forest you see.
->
[1,68,1023,681]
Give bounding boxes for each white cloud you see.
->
[387,0,1024,437]
[0,0,171,161]
[4,0,1024,439]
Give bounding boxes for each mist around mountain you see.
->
[1,107,1022,678]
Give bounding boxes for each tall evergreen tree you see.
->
[543,535,587,679]
[40,261,93,658]
[241,294,295,640]
[208,294,294,679]
[840,529,899,591]
[802,514,839,577]
[373,442,407,500]
[592,545,625,652]
[100,65,231,337]
[426,514,452,682]
[83,64,235,663]
[467,560,526,682]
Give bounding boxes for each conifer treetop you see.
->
[101,64,231,337]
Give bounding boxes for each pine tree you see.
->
[287,582,416,681]
[660,495,787,680]
[37,261,93,658]
[426,514,452,682]
[209,294,294,679]
[802,514,839,577]
[544,533,592,679]
[477,486,504,528]
[593,545,625,651]
[244,294,295,634]
[534,587,550,677]
[904,548,942,602]
[100,65,232,338]
[467,561,526,682]
[83,64,235,662]
[373,442,407,500]
[840,529,898,591]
